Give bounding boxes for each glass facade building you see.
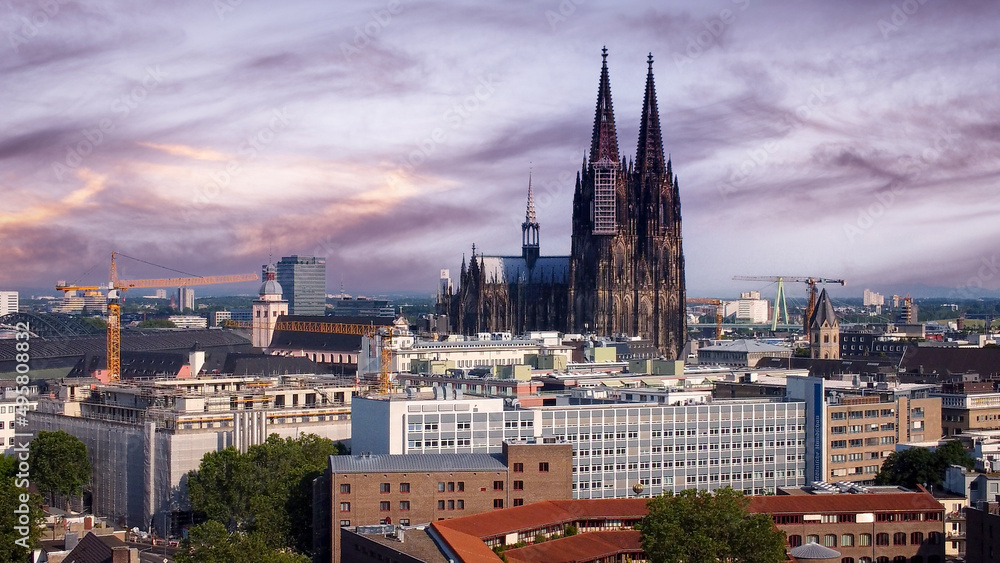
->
[275,255,327,316]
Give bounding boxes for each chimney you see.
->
[111,546,131,563]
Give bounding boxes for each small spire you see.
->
[647,52,654,71]
[602,46,608,63]
[525,168,537,223]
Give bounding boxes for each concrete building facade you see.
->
[351,394,808,500]
[0,290,18,315]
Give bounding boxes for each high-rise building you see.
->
[176,287,195,311]
[439,50,686,358]
[863,288,884,307]
[275,255,326,316]
[0,291,17,315]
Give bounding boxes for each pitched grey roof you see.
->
[788,541,841,559]
[699,340,790,353]
[330,453,507,473]
[809,288,838,329]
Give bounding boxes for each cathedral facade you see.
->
[439,49,686,359]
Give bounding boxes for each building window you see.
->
[513,498,524,506]
[457,500,464,510]
[910,532,923,544]
[340,502,350,512]
[437,500,445,510]
[380,483,391,494]
[400,518,410,526]
[513,463,524,472]
[340,484,351,494]
[400,482,410,493]
[858,534,871,547]
[841,534,854,547]
[788,535,802,547]
[893,532,906,545]
[824,535,837,547]
[448,482,455,492]
[340,520,350,527]
[379,501,390,511]
[448,500,455,510]
[513,480,524,490]
[876,533,889,546]
[437,482,445,492]
[458,482,465,492]
[842,559,854,563]
[494,481,504,491]
[399,501,410,511]
[539,462,549,472]
[494,499,504,509]
[807,535,819,544]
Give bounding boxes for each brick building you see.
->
[341,488,945,563]
[313,440,572,563]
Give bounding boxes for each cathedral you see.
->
[439,49,687,359]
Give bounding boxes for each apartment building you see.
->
[932,381,1000,438]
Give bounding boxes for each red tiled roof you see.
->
[749,492,944,515]
[503,531,642,563]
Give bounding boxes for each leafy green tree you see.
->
[0,455,45,561]
[186,434,342,555]
[28,430,92,508]
[81,317,107,330]
[637,487,786,563]
[175,521,309,563]
[875,441,974,489]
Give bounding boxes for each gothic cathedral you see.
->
[440,49,687,359]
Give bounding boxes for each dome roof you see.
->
[789,542,841,560]
[259,279,282,297]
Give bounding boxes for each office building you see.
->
[315,441,572,562]
[696,339,793,367]
[176,287,195,311]
[1,385,39,454]
[0,290,18,315]
[351,392,808,499]
[276,255,327,316]
[29,375,355,535]
[723,291,770,324]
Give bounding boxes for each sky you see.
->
[2,0,999,301]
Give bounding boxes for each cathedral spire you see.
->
[635,53,665,177]
[522,169,540,269]
[590,46,620,165]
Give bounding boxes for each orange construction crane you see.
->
[57,251,258,382]
[732,276,845,335]
[270,319,395,394]
[687,298,723,339]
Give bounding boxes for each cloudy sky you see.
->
[2,0,999,300]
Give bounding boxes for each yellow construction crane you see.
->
[732,276,845,335]
[270,319,395,394]
[687,298,723,339]
[56,251,258,382]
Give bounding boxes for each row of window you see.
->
[831,423,896,434]
[831,452,885,463]
[831,437,896,448]
[831,409,895,420]
[789,532,940,548]
[840,557,939,563]
[512,462,548,472]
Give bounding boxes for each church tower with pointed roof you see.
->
[440,49,686,358]
[809,289,840,360]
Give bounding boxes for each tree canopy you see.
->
[175,521,309,563]
[875,440,974,489]
[137,318,177,328]
[28,430,92,507]
[0,455,45,561]
[186,433,346,556]
[637,487,787,563]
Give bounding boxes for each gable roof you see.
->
[504,530,642,563]
[809,289,838,329]
[63,532,128,563]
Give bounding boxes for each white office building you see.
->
[351,393,808,498]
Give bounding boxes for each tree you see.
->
[186,434,343,555]
[175,521,309,563]
[28,431,92,508]
[0,455,45,561]
[637,487,786,563]
[875,441,974,489]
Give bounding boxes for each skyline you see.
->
[3,0,1000,300]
